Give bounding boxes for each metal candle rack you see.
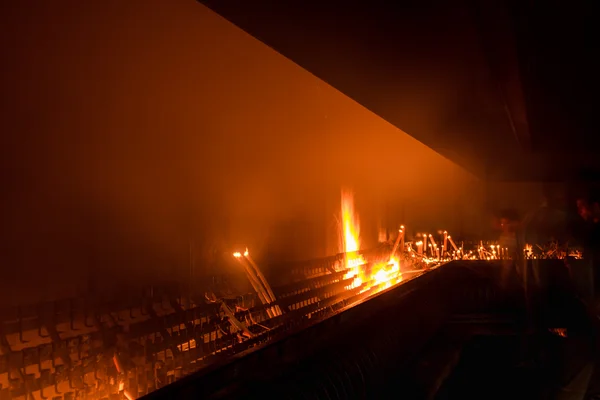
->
[0,245,430,400]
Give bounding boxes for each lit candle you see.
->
[417,241,423,255]
[443,231,448,257]
[423,234,428,252]
[447,235,459,252]
[429,234,437,248]
[428,243,433,257]
[390,229,403,260]
[400,225,405,252]
[440,245,444,260]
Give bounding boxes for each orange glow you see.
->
[340,189,402,292]
[341,189,366,288]
[341,189,360,254]
[370,256,402,290]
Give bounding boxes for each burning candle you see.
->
[417,241,423,255]
[429,234,437,248]
[443,231,448,257]
[428,243,433,257]
[440,245,444,260]
[436,247,440,260]
[389,229,403,261]
[447,235,458,252]
[423,234,428,251]
[400,225,405,252]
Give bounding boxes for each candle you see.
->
[443,231,448,258]
[417,241,423,255]
[428,243,433,257]
[436,247,440,260]
[429,234,437,248]
[440,245,444,260]
[390,229,403,260]
[423,234,428,251]
[400,225,405,253]
[447,235,459,252]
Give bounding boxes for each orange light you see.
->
[340,189,402,292]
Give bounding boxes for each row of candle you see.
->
[392,227,583,262]
[412,231,461,259]
[391,228,513,261]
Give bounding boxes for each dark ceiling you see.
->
[197,0,598,181]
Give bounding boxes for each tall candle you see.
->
[447,236,459,252]
[390,229,403,260]
[443,231,448,257]
[429,234,437,248]
[400,225,405,253]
